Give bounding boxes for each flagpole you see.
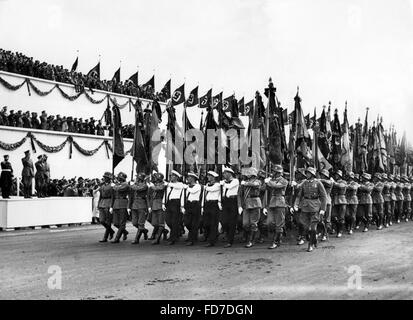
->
[111,100,115,179]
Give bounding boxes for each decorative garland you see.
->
[0,131,113,159]
[0,74,136,106]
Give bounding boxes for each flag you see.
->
[128,71,139,86]
[223,95,234,112]
[160,79,171,100]
[171,84,185,106]
[330,109,342,169]
[318,106,330,159]
[204,107,218,170]
[144,100,161,173]
[341,104,352,172]
[132,102,149,173]
[229,97,244,130]
[142,75,155,93]
[112,67,120,84]
[293,90,311,167]
[360,108,369,173]
[199,89,212,108]
[71,57,78,72]
[166,104,184,169]
[288,111,295,125]
[326,102,332,139]
[186,86,199,107]
[112,104,125,169]
[377,119,388,173]
[87,62,100,80]
[248,92,266,170]
[399,131,407,175]
[244,100,254,116]
[212,92,223,109]
[282,109,288,124]
[238,97,245,115]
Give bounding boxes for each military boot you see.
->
[143,228,149,240]
[152,227,164,245]
[132,230,143,244]
[99,227,110,243]
[245,231,253,248]
[268,232,281,249]
[149,227,158,240]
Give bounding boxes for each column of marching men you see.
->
[95,166,413,253]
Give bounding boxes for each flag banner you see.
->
[87,62,100,80]
[171,83,185,106]
[331,109,342,169]
[288,111,295,125]
[223,95,234,112]
[341,106,352,172]
[318,107,330,159]
[128,71,139,86]
[199,89,212,108]
[282,108,288,124]
[142,75,155,92]
[112,67,120,84]
[186,86,199,107]
[293,92,311,167]
[71,57,78,72]
[244,100,254,116]
[160,79,171,100]
[132,102,149,173]
[212,92,223,109]
[238,97,245,115]
[248,93,266,170]
[112,104,125,169]
[166,106,184,166]
[377,120,388,172]
[360,109,369,173]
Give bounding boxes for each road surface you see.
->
[1,222,412,300]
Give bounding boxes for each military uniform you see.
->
[294,168,327,251]
[319,173,333,237]
[149,178,167,244]
[203,177,221,247]
[184,178,203,245]
[21,154,34,198]
[394,177,404,223]
[372,176,384,229]
[129,179,150,244]
[402,176,411,222]
[389,176,397,225]
[0,158,13,198]
[111,177,130,242]
[331,174,347,236]
[346,178,359,233]
[164,175,185,244]
[266,173,288,247]
[257,172,268,243]
[357,174,374,231]
[220,172,239,246]
[382,175,392,227]
[35,158,45,198]
[98,178,114,242]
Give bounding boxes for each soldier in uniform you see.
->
[21,150,34,198]
[31,112,40,129]
[319,169,333,241]
[203,171,221,247]
[35,155,45,198]
[98,172,115,242]
[402,175,411,222]
[184,172,203,246]
[0,155,13,199]
[238,167,262,248]
[220,167,239,248]
[149,172,168,245]
[164,170,186,245]
[345,172,359,235]
[256,170,268,244]
[410,176,413,220]
[265,165,288,249]
[331,170,347,238]
[394,175,404,223]
[371,173,384,230]
[382,174,392,228]
[293,167,327,252]
[388,174,396,226]
[358,173,374,232]
[43,155,50,197]
[292,169,306,245]
[129,172,150,244]
[110,172,130,243]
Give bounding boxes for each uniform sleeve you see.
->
[128,187,134,209]
[293,184,303,208]
[318,181,327,211]
[225,179,239,191]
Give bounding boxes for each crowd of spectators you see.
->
[0,106,137,138]
[0,49,169,102]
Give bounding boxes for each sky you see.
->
[1,0,413,141]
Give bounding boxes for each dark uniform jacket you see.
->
[382,182,391,202]
[149,182,167,211]
[395,183,404,201]
[21,157,34,177]
[403,183,411,202]
[372,182,384,204]
[390,182,397,201]
[98,184,113,209]
[111,182,130,209]
[294,178,327,213]
[129,182,149,210]
[320,178,333,205]
[238,178,262,209]
[346,181,360,205]
[331,180,347,205]
[266,176,288,208]
[358,182,374,204]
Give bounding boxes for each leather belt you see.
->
[304,196,318,200]
[1,169,12,172]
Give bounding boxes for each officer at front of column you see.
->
[110,172,130,243]
[294,167,327,252]
[98,172,115,242]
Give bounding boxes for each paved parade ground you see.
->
[1,222,412,300]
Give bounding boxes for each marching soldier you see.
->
[0,155,13,199]
[184,172,203,246]
[388,174,396,226]
[238,167,262,248]
[149,173,168,245]
[319,169,333,241]
[203,171,221,247]
[358,173,374,232]
[382,174,392,228]
[257,170,268,244]
[292,168,306,245]
[21,150,34,198]
[293,167,327,252]
[372,173,384,230]
[331,170,347,238]
[394,175,404,223]
[98,172,115,242]
[110,172,130,243]
[164,170,186,245]
[265,165,288,249]
[402,175,411,222]
[220,167,240,248]
[129,172,150,244]
[345,172,359,235]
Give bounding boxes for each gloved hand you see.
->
[148,207,152,213]
[241,181,246,186]
[218,202,222,210]
[162,204,166,211]
[127,208,131,214]
[219,180,225,186]
[109,207,113,214]
[319,210,325,216]
[181,207,186,214]
[293,205,299,211]
[291,181,297,187]
[263,208,268,215]
[238,207,243,215]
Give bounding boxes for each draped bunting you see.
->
[28,80,56,96]
[0,76,27,90]
[0,131,113,159]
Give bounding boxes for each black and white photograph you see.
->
[0,0,413,305]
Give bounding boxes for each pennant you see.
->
[128,71,139,86]
[212,92,223,110]
[112,104,125,169]
[331,109,342,169]
[223,95,234,112]
[238,97,245,116]
[244,100,254,116]
[142,75,155,92]
[199,89,212,108]
[160,79,171,100]
[171,83,185,106]
[112,67,120,84]
[186,86,199,107]
[71,57,78,72]
[341,104,352,172]
[87,62,100,80]
[132,103,149,173]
